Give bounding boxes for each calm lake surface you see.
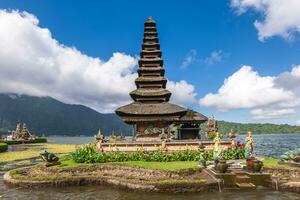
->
[1,134,300,199]
[47,134,300,158]
[1,175,299,200]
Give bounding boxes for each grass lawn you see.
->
[0,143,76,163]
[55,158,199,171]
[112,161,199,171]
[258,156,299,170]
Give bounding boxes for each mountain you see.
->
[0,93,299,136]
[0,94,131,136]
[216,120,300,134]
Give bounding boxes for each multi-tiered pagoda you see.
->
[116,17,207,141]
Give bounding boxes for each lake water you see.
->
[0,175,299,200]
[47,134,300,158]
[1,134,300,199]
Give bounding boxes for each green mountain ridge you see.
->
[0,93,299,136]
[216,121,300,134]
[0,94,132,136]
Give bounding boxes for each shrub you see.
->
[0,142,8,152]
[72,144,240,164]
[221,147,245,160]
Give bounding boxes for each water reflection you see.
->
[1,176,299,200]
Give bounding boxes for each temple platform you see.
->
[96,140,231,152]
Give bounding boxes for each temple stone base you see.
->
[96,140,231,152]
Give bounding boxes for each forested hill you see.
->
[0,93,299,136]
[217,120,300,134]
[0,94,131,136]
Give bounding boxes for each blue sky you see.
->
[0,0,299,125]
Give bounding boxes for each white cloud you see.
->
[0,10,197,112]
[199,65,300,119]
[180,49,197,69]
[203,50,224,65]
[296,119,300,125]
[167,80,197,105]
[199,66,294,110]
[231,0,300,41]
[250,108,296,120]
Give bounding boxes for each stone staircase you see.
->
[235,174,256,189]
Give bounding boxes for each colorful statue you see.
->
[40,150,60,167]
[213,132,222,159]
[245,131,254,159]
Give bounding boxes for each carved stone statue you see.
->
[144,126,163,135]
[40,150,60,167]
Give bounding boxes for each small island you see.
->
[2,17,300,195]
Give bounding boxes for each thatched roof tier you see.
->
[116,102,186,116]
[140,50,162,58]
[138,58,163,66]
[175,110,208,123]
[142,43,160,50]
[144,26,157,32]
[143,32,158,38]
[135,77,167,88]
[138,67,165,76]
[119,116,182,124]
[143,37,159,43]
[130,88,171,102]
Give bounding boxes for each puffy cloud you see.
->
[167,80,197,105]
[180,49,197,69]
[296,119,300,125]
[231,0,300,41]
[250,108,296,120]
[199,66,295,110]
[199,65,300,119]
[203,50,224,65]
[0,10,197,112]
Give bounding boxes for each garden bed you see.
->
[4,159,218,193]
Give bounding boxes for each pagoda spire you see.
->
[130,17,171,103]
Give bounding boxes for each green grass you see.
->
[0,144,76,163]
[49,158,199,171]
[111,161,199,171]
[55,158,87,168]
[259,156,299,170]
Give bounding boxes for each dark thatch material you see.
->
[130,88,171,97]
[116,102,186,116]
[176,110,208,123]
[135,76,167,83]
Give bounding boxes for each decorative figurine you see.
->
[245,131,254,159]
[40,150,60,167]
[213,132,222,160]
